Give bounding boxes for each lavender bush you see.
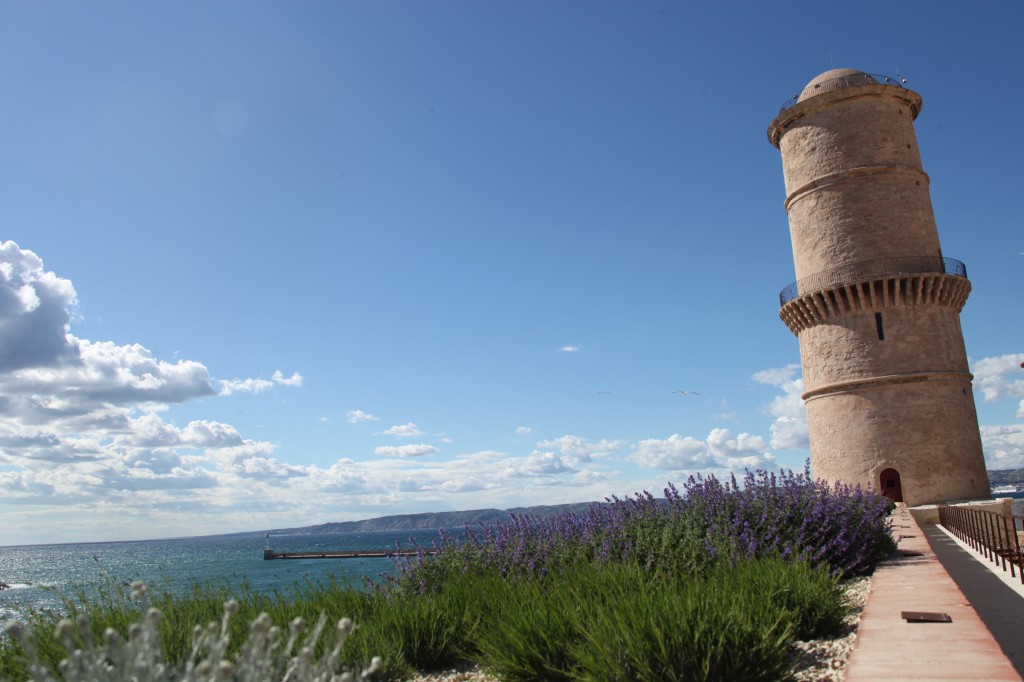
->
[387,464,894,594]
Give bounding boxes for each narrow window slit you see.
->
[875,313,885,340]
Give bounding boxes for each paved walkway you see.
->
[844,505,1022,681]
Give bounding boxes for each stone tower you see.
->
[767,68,991,506]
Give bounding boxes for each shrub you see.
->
[386,464,894,597]
[2,584,380,682]
[469,557,844,682]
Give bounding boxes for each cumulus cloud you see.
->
[753,364,808,450]
[515,426,532,437]
[346,409,379,424]
[980,425,1024,470]
[0,242,318,540]
[535,435,622,467]
[380,422,424,437]
[11,338,217,407]
[505,451,575,477]
[373,444,439,458]
[440,478,492,493]
[232,456,308,480]
[972,354,1024,405]
[630,428,772,472]
[219,370,303,396]
[0,241,79,371]
[272,370,303,387]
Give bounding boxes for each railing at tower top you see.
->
[778,73,906,114]
[779,256,967,307]
[938,504,1024,585]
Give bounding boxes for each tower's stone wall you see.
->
[798,305,970,389]
[774,84,940,280]
[769,69,991,505]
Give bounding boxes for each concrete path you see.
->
[844,505,1022,681]
[924,523,1024,673]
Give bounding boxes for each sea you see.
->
[0,529,445,622]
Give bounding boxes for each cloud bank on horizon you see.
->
[0,241,1022,544]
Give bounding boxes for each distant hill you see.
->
[989,468,1024,487]
[220,469,1021,539]
[232,501,600,538]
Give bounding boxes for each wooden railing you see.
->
[938,504,1024,584]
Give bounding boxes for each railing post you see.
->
[987,512,995,565]
[977,509,986,559]
[986,510,997,564]
[979,509,989,558]
[1000,514,1013,576]
[966,503,974,552]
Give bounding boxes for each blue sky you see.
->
[1,1,1022,545]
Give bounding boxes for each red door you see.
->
[879,468,903,502]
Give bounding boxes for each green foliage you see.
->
[1,556,852,681]
[466,557,847,682]
[373,583,475,671]
[470,572,581,682]
[2,588,381,682]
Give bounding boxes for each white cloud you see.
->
[373,444,439,458]
[630,434,713,470]
[515,426,532,437]
[753,363,808,450]
[220,377,273,395]
[272,370,303,387]
[560,345,580,353]
[232,456,307,480]
[379,422,423,437]
[629,428,772,472]
[219,370,302,396]
[506,451,575,477]
[0,242,326,539]
[9,338,217,407]
[441,478,492,493]
[972,354,1024,402]
[767,416,808,450]
[981,425,1024,470]
[346,409,379,424]
[0,241,79,371]
[535,434,622,467]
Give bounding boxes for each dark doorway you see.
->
[879,468,903,502]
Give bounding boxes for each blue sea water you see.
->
[0,530,443,622]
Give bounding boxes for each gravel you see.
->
[404,575,872,682]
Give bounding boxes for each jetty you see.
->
[263,548,438,560]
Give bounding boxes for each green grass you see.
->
[466,557,847,682]
[1,556,849,681]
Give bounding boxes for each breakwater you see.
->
[263,548,437,560]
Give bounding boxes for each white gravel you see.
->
[404,576,872,682]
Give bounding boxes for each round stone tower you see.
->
[767,68,991,506]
